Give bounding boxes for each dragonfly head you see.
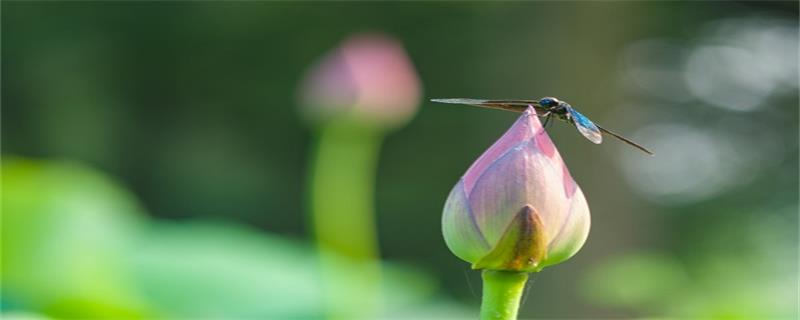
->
[538,97,561,109]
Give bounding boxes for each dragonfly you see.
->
[431,97,653,155]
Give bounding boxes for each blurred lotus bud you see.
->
[442,107,591,272]
[298,33,421,128]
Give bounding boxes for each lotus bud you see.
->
[298,33,421,129]
[442,106,591,272]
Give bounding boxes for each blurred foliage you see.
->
[584,208,798,318]
[1,159,469,319]
[2,158,150,317]
[2,1,798,319]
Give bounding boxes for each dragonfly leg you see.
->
[542,113,553,128]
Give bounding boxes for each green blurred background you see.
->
[2,2,798,319]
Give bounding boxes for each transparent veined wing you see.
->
[566,107,602,144]
[597,125,654,155]
[430,98,546,114]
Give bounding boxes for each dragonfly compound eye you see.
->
[539,97,560,108]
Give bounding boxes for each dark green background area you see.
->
[3,2,798,318]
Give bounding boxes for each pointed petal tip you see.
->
[522,105,537,116]
[522,105,544,132]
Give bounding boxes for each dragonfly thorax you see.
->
[539,97,571,118]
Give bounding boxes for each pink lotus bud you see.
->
[298,33,421,128]
[442,107,591,272]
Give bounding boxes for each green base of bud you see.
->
[472,205,547,272]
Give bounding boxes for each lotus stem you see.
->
[309,120,383,319]
[479,270,529,320]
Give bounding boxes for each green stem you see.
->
[480,270,529,320]
[309,120,384,319]
[311,120,382,260]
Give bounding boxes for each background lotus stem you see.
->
[309,120,383,319]
[480,270,529,320]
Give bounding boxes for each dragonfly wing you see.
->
[430,98,544,113]
[566,107,602,144]
[597,125,654,155]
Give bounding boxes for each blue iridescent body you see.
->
[431,96,653,155]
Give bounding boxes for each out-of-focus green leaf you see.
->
[1,157,152,318]
[1,158,470,318]
[127,220,470,318]
[127,221,325,318]
[584,212,799,319]
[0,311,53,320]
